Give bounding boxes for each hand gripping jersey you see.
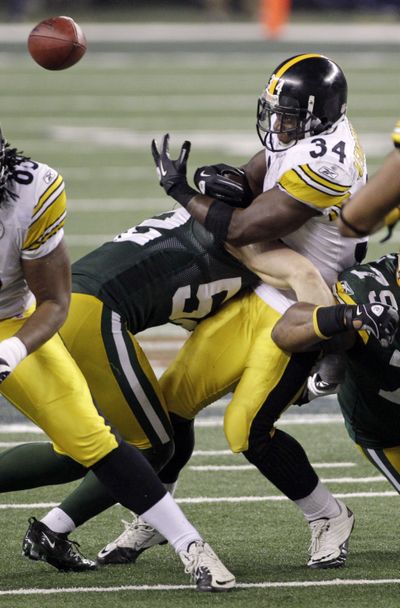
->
[335,254,400,448]
[72,207,259,333]
[0,159,66,319]
[255,116,368,313]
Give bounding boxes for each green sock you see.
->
[0,442,86,491]
[59,470,116,527]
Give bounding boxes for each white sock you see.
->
[140,493,201,553]
[294,480,341,522]
[41,507,76,534]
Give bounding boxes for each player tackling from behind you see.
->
[95,54,395,569]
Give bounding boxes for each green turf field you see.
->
[0,20,398,607]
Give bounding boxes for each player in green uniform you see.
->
[0,205,257,572]
[271,253,400,486]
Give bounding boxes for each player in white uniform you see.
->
[99,54,388,569]
[0,133,236,591]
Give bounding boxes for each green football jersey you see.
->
[335,253,400,448]
[72,208,258,333]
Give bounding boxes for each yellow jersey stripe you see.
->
[279,169,351,209]
[23,189,67,251]
[300,164,351,193]
[392,120,400,148]
[268,54,322,94]
[33,174,64,217]
[24,215,65,251]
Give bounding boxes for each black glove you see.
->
[151,134,197,206]
[193,164,250,207]
[345,302,399,347]
[0,358,11,384]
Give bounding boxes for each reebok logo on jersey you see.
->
[319,166,339,180]
[43,169,56,184]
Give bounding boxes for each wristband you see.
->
[204,199,235,242]
[0,337,28,371]
[169,182,198,207]
[313,305,347,339]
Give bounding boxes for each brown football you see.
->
[28,16,87,70]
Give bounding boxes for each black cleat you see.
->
[22,517,97,572]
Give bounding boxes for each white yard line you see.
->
[0,578,400,596]
[189,463,358,471]
[0,491,396,509]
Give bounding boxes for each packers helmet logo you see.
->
[338,280,354,295]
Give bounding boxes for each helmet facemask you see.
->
[257,90,322,152]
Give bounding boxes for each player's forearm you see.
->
[338,150,400,237]
[272,303,322,352]
[15,298,69,354]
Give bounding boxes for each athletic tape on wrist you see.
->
[0,337,27,370]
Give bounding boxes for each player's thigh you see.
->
[0,317,117,467]
[224,329,317,453]
[160,294,258,419]
[60,293,172,451]
[359,444,400,493]
[161,291,279,420]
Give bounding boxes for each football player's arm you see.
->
[226,241,335,306]
[152,134,318,246]
[17,238,71,353]
[338,149,400,237]
[271,300,398,352]
[0,239,71,383]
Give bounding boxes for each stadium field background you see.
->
[0,16,398,607]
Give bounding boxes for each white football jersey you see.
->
[0,159,66,319]
[256,116,368,312]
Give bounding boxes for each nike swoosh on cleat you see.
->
[42,533,56,549]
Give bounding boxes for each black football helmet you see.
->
[257,54,348,151]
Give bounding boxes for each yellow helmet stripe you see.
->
[268,53,323,94]
[392,120,400,148]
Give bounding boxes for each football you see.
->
[28,16,87,70]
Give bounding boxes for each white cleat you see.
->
[96,515,167,565]
[307,499,355,569]
[178,540,235,592]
